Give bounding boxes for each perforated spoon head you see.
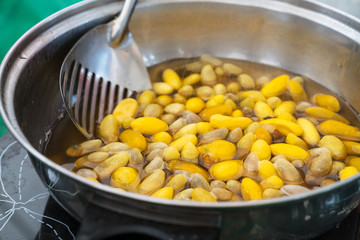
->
[59,0,151,138]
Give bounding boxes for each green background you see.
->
[0,0,81,137]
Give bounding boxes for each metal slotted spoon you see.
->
[60,0,151,138]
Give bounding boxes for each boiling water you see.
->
[44,58,360,168]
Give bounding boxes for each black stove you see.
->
[0,131,359,240]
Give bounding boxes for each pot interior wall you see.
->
[3,0,360,152]
[131,1,360,115]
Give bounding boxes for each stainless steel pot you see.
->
[1,0,360,239]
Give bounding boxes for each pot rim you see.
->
[1,0,360,209]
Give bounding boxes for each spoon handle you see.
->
[110,0,137,46]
